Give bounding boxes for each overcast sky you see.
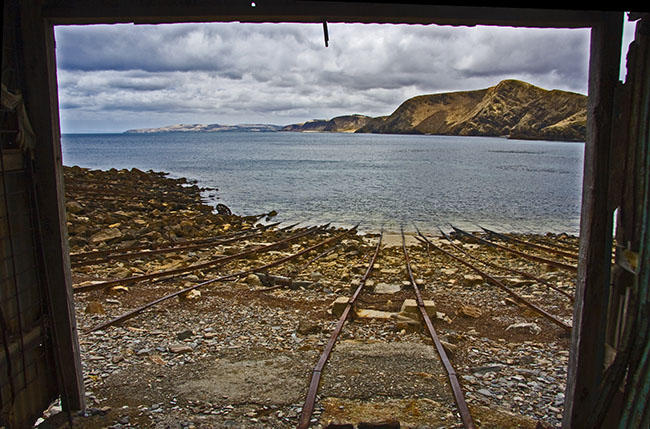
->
[54,20,634,133]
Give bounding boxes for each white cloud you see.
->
[55,22,591,133]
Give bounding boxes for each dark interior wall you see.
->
[604,17,650,428]
[1,2,61,426]
[1,1,85,427]
[1,1,647,428]
[0,150,58,427]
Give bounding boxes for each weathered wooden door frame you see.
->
[19,1,633,427]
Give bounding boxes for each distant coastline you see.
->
[124,79,587,142]
[125,123,282,134]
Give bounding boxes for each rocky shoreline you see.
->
[63,165,267,254]
[49,166,577,429]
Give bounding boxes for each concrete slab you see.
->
[399,298,436,318]
[380,233,421,248]
[355,309,396,320]
[463,274,484,286]
[331,296,350,317]
[373,283,401,294]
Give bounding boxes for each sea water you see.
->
[61,131,584,234]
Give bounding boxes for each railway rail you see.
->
[70,221,288,263]
[400,227,475,429]
[451,225,578,273]
[479,226,578,260]
[71,217,576,427]
[525,235,580,253]
[296,228,476,429]
[438,228,575,302]
[73,224,328,294]
[87,225,358,332]
[70,222,283,267]
[416,227,572,333]
[297,230,384,429]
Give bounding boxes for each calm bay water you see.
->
[61,132,584,234]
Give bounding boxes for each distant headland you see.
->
[124,123,283,133]
[125,80,587,142]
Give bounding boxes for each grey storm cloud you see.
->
[54,22,592,133]
[55,23,322,73]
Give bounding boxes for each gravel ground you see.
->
[37,167,578,429]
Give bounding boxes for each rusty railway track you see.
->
[401,227,476,429]
[70,222,283,267]
[86,225,358,333]
[297,231,383,429]
[479,226,578,260]
[70,221,287,262]
[415,228,572,333]
[438,228,575,302]
[289,243,341,278]
[504,231,580,254]
[73,212,577,426]
[451,225,578,273]
[73,224,327,294]
[296,228,476,429]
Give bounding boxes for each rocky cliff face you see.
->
[287,80,587,141]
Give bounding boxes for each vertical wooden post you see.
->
[619,16,650,428]
[563,12,623,428]
[17,0,85,411]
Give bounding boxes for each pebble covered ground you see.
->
[39,166,578,429]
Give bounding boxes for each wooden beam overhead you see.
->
[42,0,606,28]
